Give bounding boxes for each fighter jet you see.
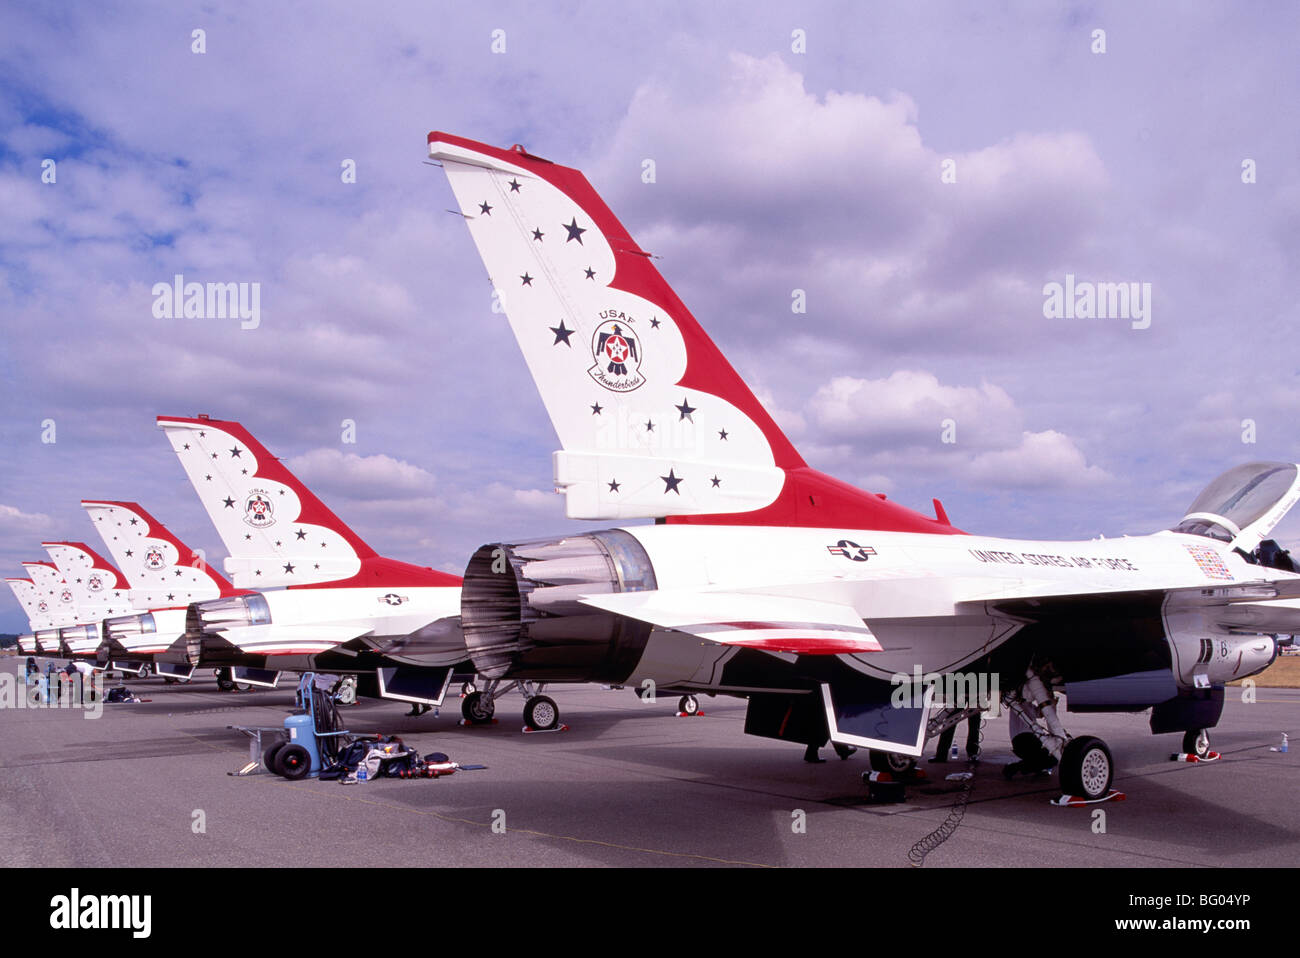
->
[4,575,61,655]
[18,560,83,657]
[154,416,492,715]
[81,500,248,681]
[41,541,142,668]
[428,131,1296,799]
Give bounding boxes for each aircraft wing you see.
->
[958,575,1300,614]
[577,590,882,655]
[217,624,375,656]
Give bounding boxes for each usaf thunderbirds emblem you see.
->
[589,319,645,392]
[244,490,275,528]
[87,574,104,592]
[60,589,73,603]
[37,600,48,613]
[144,548,166,570]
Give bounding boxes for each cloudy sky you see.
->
[1,2,1297,631]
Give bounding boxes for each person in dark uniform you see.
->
[930,713,981,762]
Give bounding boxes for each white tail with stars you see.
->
[41,542,135,620]
[82,500,235,609]
[157,415,373,588]
[428,133,793,521]
[5,577,58,631]
[21,561,82,627]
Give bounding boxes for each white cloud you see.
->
[806,370,1020,450]
[0,504,51,533]
[966,430,1111,488]
[285,448,437,499]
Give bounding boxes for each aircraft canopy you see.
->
[1173,462,1300,542]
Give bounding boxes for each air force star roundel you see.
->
[588,317,645,393]
[244,489,275,528]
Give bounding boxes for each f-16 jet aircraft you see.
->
[17,559,85,657]
[428,131,1296,799]
[41,541,146,668]
[82,500,249,681]
[154,415,561,719]
[4,574,65,655]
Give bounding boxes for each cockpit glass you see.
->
[1173,462,1298,541]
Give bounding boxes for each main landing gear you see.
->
[868,750,917,775]
[1005,665,1115,801]
[461,679,562,731]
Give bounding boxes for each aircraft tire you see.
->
[524,694,559,730]
[1182,728,1211,758]
[678,694,700,715]
[461,690,495,724]
[1059,735,1113,800]
[868,750,916,775]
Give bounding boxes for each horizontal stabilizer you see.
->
[554,450,785,520]
[578,589,880,655]
[217,624,373,656]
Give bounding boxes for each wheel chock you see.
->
[522,723,570,734]
[1051,789,1126,806]
[861,771,907,803]
[675,710,706,717]
[457,718,499,728]
[1169,751,1221,763]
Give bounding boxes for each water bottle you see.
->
[949,744,959,761]
[358,764,368,782]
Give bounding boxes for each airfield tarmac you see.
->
[0,658,1296,868]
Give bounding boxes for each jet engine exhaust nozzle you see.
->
[460,529,657,682]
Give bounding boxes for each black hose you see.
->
[907,717,984,867]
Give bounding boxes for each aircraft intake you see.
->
[460,530,657,681]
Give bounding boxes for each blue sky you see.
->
[1,2,1298,631]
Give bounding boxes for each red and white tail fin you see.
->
[82,500,236,608]
[428,133,957,534]
[21,561,79,627]
[5,577,54,630]
[42,542,135,619]
[156,415,378,588]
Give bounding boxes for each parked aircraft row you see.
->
[5,417,559,726]
[7,132,1297,800]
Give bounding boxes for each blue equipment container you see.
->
[283,712,323,774]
